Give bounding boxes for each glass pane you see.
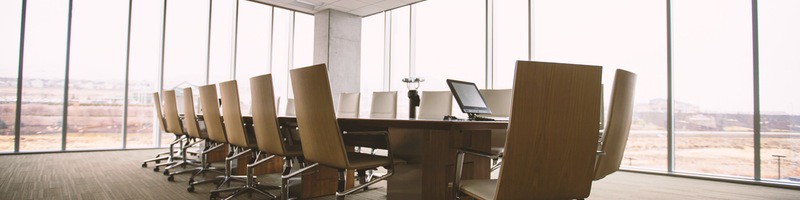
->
[208,0,235,84]
[360,12,385,118]
[415,0,485,118]
[390,6,410,119]
[65,0,128,150]
[269,8,292,116]
[493,0,527,89]
[533,0,667,170]
[162,0,210,146]
[0,0,22,152]
[758,0,800,182]
[234,2,272,115]
[288,12,314,109]
[19,0,70,151]
[126,0,163,149]
[673,0,754,178]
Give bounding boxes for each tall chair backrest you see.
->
[285,98,296,116]
[290,64,349,169]
[479,89,512,118]
[250,74,287,155]
[495,61,602,199]
[152,92,168,132]
[198,84,227,143]
[219,80,250,148]
[162,90,185,135]
[182,88,202,138]
[594,69,637,180]
[370,91,397,119]
[337,92,361,118]
[417,91,453,119]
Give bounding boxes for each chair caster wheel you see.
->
[168,175,175,181]
[154,167,160,172]
[187,186,195,192]
[155,160,160,164]
[141,163,147,168]
[163,170,170,175]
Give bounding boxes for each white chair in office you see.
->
[370,91,397,119]
[479,89,512,171]
[337,92,360,118]
[285,98,296,116]
[418,91,453,119]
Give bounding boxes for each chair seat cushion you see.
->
[346,152,392,169]
[460,179,497,200]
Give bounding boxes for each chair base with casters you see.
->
[162,137,203,178]
[208,147,255,199]
[185,141,226,192]
[210,152,284,200]
[149,135,190,172]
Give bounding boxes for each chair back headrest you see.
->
[182,88,202,138]
[594,69,637,180]
[370,91,398,119]
[495,61,602,199]
[290,64,349,169]
[250,74,289,155]
[162,90,185,135]
[418,91,452,119]
[219,80,250,148]
[479,89,512,118]
[337,92,360,118]
[198,84,227,143]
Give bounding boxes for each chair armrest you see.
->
[458,148,501,159]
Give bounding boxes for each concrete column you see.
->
[314,9,361,106]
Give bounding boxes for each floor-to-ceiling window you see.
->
[234,1,272,114]
[126,0,164,148]
[0,0,23,152]
[390,6,411,119]
[287,12,314,114]
[270,8,293,113]
[65,0,128,150]
[492,0,528,89]
[360,12,386,118]
[757,0,800,182]
[208,0,236,84]
[161,0,210,146]
[19,0,70,151]
[672,0,755,178]
[532,0,668,170]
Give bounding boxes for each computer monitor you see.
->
[446,79,492,117]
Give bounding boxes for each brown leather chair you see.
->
[250,74,306,200]
[210,80,276,199]
[141,92,178,170]
[594,69,637,181]
[289,64,398,200]
[453,61,603,200]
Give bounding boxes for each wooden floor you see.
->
[1,149,798,200]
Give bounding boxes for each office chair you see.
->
[289,64,399,200]
[594,69,637,181]
[141,92,180,170]
[370,91,397,119]
[250,74,307,200]
[479,89,512,171]
[418,91,453,119]
[210,80,276,199]
[453,61,603,199]
[337,92,361,118]
[160,90,202,177]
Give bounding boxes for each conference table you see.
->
[199,114,508,199]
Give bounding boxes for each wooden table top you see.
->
[192,114,508,131]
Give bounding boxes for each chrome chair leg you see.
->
[187,142,226,192]
[213,152,277,200]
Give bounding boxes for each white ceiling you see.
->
[253,0,426,17]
